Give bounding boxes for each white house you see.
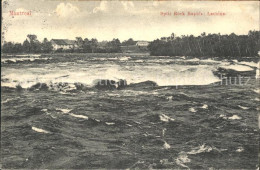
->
[51,39,77,50]
[136,41,149,47]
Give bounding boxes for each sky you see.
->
[2,0,259,43]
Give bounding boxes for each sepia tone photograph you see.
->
[1,0,260,169]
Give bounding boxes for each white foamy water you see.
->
[253,89,260,94]
[187,144,213,155]
[228,115,241,120]
[159,114,175,122]
[1,58,222,89]
[32,127,50,134]
[1,57,49,63]
[163,141,171,149]
[239,61,258,68]
[41,109,48,112]
[94,118,101,122]
[105,122,115,125]
[175,144,225,168]
[6,54,41,57]
[238,105,249,110]
[70,113,88,119]
[166,96,173,101]
[162,128,166,137]
[189,108,197,113]
[201,104,208,109]
[119,56,131,61]
[57,108,71,114]
[219,64,254,71]
[256,64,260,79]
[236,147,244,152]
[254,98,260,101]
[220,114,241,120]
[175,152,191,169]
[1,98,12,104]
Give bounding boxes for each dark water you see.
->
[1,53,259,169]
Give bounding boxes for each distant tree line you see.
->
[148,31,260,58]
[2,35,53,53]
[121,38,136,46]
[2,35,123,53]
[3,31,259,57]
[75,37,121,53]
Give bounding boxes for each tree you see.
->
[26,34,41,53]
[2,41,14,53]
[22,39,30,53]
[42,38,53,53]
[148,31,260,58]
[76,37,84,50]
[90,38,98,53]
[105,39,121,53]
[122,38,135,46]
[13,43,23,53]
[83,38,92,52]
[2,41,23,53]
[27,34,38,43]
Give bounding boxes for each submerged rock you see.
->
[29,83,49,91]
[127,80,158,89]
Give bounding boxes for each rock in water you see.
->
[93,79,127,90]
[127,80,158,90]
[94,79,117,90]
[117,79,127,90]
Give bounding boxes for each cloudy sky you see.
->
[2,0,259,43]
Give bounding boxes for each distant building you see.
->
[136,41,149,47]
[51,39,77,50]
[160,37,171,42]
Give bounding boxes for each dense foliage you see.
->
[148,31,260,58]
[2,31,259,58]
[2,35,122,53]
[2,35,53,53]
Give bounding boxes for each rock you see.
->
[117,79,127,90]
[29,83,48,91]
[94,79,117,90]
[127,80,158,90]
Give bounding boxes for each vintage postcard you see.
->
[1,0,259,169]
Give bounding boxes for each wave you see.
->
[201,104,208,109]
[219,114,241,120]
[256,64,260,79]
[163,141,171,149]
[239,61,258,68]
[1,67,220,91]
[219,64,254,72]
[1,65,221,91]
[236,147,244,152]
[70,113,88,119]
[159,114,175,122]
[56,108,72,114]
[175,144,227,168]
[189,108,197,113]
[1,57,49,63]
[187,144,213,155]
[238,105,249,110]
[32,126,50,134]
[6,54,42,57]
[119,56,131,61]
[105,122,115,125]
[175,152,191,169]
